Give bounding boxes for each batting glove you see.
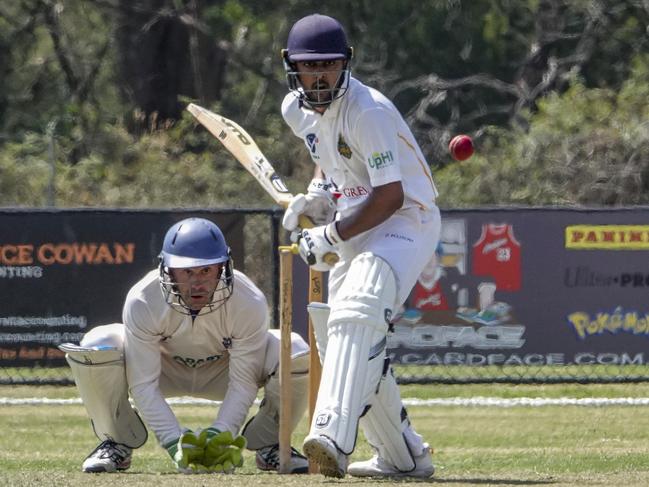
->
[282,178,335,232]
[298,222,342,272]
[201,428,247,473]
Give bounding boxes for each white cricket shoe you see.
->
[302,434,348,478]
[255,444,309,474]
[347,444,435,478]
[82,440,132,473]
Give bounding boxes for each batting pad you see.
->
[310,253,397,455]
[360,368,423,472]
[307,302,330,364]
[61,336,147,448]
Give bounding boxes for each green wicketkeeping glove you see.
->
[164,430,206,473]
[201,428,247,473]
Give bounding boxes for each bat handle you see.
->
[281,244,340,267]
[322,252,339,266]
[294,216,340,266]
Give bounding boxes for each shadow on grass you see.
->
[342,477,556,485]
[427,479,555,485]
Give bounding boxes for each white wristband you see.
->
[308,178,331,195]
[324,221,344,245]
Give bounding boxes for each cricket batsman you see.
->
[280,13,440,478]
[60,217,309,474]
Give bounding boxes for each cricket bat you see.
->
[186,103,338,263]
[187,104,293,207]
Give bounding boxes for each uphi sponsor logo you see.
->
[564,267,649,287]
[566,225,649,249]
[567,307,649,340]
[0,242,135,266]
[367,150,394,169]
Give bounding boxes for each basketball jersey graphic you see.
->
[411,280,449,311]
[472,224,521,291]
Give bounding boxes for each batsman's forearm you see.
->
[336,181,404,240]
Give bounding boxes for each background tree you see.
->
[0,0,648,208]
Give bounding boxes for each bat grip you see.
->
[284,244,340,267]
[296,215,340,265]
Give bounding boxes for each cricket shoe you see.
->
[82,439,132,473]
[347,443,435,478]
[255,444,308,474]
[302,434,348,478]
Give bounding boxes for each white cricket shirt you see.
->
[282,76,438,216]
[122,268,268,445]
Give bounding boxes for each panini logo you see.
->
[565,225,649,249]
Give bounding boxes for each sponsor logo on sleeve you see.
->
[367,150,394,169]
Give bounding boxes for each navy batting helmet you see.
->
[285,14,352,62]
[282,14,353,108]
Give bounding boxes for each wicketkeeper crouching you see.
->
[60,217,309,474]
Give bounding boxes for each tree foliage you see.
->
[0,0,648,208]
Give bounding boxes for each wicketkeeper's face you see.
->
[169,264,224,311]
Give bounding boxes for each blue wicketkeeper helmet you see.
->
[158,218,233,314]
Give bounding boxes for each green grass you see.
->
[2,384,649,486]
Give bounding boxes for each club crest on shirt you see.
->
[337,134,352,159]
[222,337,232,349]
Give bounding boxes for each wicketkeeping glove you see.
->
[164,429,205,474]
[200,428,247,473]
[282,178,336,232]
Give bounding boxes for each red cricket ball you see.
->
[449,135,474,161]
